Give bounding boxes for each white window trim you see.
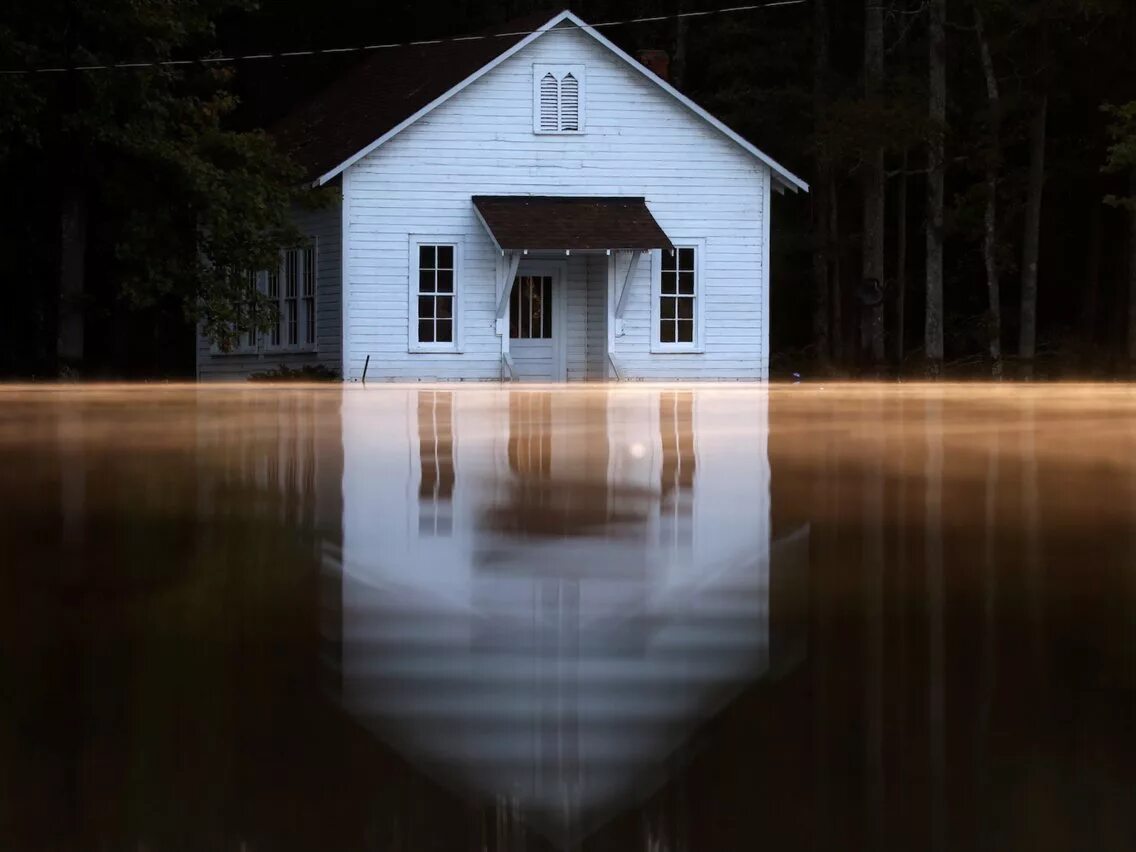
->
[532,64,586,135]
[408,235,464,354]
[651,238,706,354]
[272,242,319,354]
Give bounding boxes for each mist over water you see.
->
[0,384,1133,851]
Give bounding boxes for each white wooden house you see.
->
[195,9,808,382]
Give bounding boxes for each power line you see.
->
[0,1,807,76]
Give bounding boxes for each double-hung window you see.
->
[284,250,299,346]
[223,243,317,353]
[410,237,462,352]
[276,245,317,349]
[652,241,705,353]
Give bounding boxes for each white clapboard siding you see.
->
[196,197,343,381]
[585,255,608,381]
[342,23,771,382]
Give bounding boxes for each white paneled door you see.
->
[509,263,566,381]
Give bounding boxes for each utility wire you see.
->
[0,1,807,76]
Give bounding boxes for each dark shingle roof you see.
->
[271,11,563,182]
[473,196,674,251]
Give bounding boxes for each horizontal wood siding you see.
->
[565,254,589,381]
[197,196,344,381]
[586,255,607,380]
[343,24,769,381]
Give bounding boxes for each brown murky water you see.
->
[0,384,1133,851]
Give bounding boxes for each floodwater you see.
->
[0,384,1133,852]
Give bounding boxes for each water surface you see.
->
[1,384,1133,851]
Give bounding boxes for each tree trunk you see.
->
[1082,199,1102,363]
[831,180,844,366]
[861,0,886,372]
[1128,170,1136,370]
[673,4,688,90]
[57,182,87,375]
[812,0,832,370]
[975,7,1003,380]
[896,150,909,370]
[1019,92,1047,379]
[925,0,947,378]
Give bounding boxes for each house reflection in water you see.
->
[329,387,808,848]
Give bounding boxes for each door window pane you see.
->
[510,275,553,340]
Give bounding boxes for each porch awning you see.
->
[472,196,674,252]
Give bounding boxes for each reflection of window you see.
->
[508,393,552,478]
[660,392,695,549]
[510,276,553,340]
[418,391,454,536]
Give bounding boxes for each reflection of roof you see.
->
[473,196,674,252]
[330,529,775,849]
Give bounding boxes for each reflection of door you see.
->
[509,263,565,382]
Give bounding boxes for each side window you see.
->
[660,247,696,344]
[219,242,317,354]
[411,239,461,351]
[278,245,318,349]
[652,242,704,352]
[533,65,585,134]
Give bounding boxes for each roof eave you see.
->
[313,9,576,186]
[310,8,809,195]
[560,11,809,194]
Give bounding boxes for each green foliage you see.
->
[0,0,325,352]
[247,363,340,382]
[1102,101,1136,210]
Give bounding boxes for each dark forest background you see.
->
[1,0,1134,379]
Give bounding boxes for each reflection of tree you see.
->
[0,388,363,851]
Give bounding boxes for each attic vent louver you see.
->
[560,73,579,131]
[539,72,559,132]
[533,65,585,134]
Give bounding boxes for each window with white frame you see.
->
[655,245,702,350]
[284,250,299,346]
[278,245,317,349]
[411,238,461,351]
[245,271,259,349]
[223,244,317,353]
[267,267,281,346]
[533,65,585,134]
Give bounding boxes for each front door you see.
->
[509,263,565,382]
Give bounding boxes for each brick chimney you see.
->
[637,49,670,82]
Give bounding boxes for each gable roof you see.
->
[272,10,808,194]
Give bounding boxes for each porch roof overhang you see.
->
[472,196,675,253]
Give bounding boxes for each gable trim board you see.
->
[311,10,808,195]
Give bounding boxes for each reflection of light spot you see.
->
[629,442,646,459]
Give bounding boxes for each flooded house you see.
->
[194,9,807,382]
